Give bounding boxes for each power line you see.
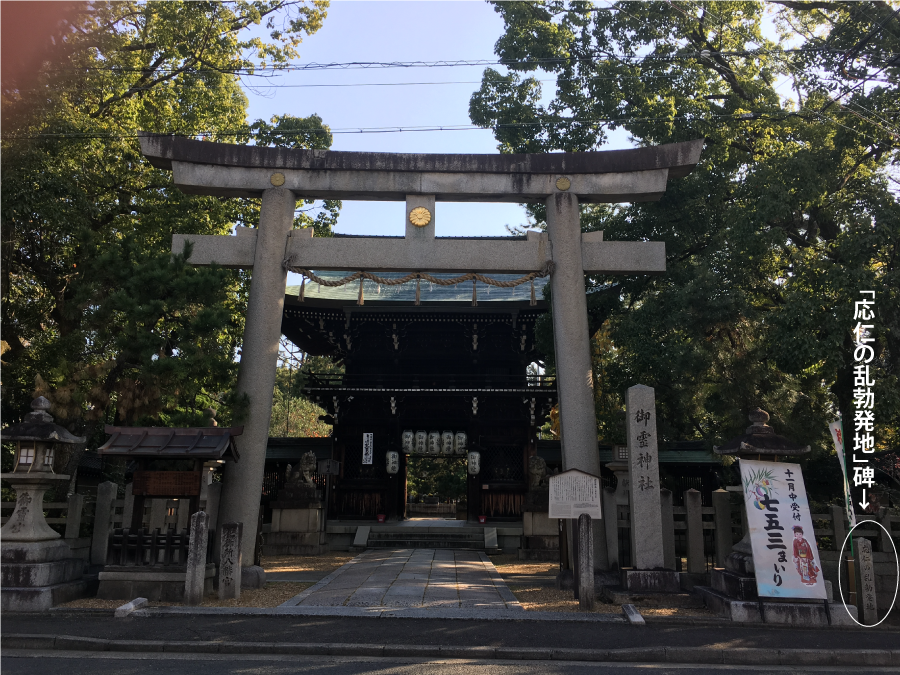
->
[0,110,871,142]
[15,73,687,95]
[44,47,851,75]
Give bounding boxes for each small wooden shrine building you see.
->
[280,251,557,522]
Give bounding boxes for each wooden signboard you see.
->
[548,469,602,520]
[132,470,202,497]
[318,459,341,475]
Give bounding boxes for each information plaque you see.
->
[362,433,373,465]
[548,469,602,519]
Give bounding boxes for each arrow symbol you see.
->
[858,488,868,511]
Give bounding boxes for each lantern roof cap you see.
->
[713,408,810,457]
[0,397,86,444]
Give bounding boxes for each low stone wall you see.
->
[820,550,897,619]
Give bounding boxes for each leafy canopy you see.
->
[470,1,898,490]
[2,1,333,461]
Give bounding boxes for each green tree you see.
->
[1,1,333,488]
[267,340,340,438]
[470,1,898,499]
[407,457,467,502]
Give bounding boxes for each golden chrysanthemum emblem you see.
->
[555,176,571,191]
[409,206,432,227]
[270,172,286,187]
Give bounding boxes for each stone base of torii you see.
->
[140,133,703,567]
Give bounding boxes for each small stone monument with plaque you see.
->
[549,469,602,610]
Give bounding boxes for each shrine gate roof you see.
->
[287,271,548,303]
[141,134,703,179]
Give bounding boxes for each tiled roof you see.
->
[98,426,243,460]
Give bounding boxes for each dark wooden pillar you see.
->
[467,473,480,523]
[400,451,408,520]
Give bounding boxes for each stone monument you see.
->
[265,451,327,555]
[184,510,210,606]
[621,385,679,593]
[1,397,87,611]
[219,522,243,601]
[856,536,878,624]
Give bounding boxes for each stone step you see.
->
[367,539,486,549]
[368,532,483,540]
[603,585,705,608]
[371,525,488,534]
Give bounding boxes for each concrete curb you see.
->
[129,606,626,621]
[478,551,524,610]
[114,598,148,619]
[3,634,899,666]
[621,604,644,625]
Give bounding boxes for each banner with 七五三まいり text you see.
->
[740,459,827,600]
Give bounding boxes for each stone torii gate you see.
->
[140,133,703,563]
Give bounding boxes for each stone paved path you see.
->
[280,549,522,610]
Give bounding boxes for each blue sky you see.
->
[243,1,629,245]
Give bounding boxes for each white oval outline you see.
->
[837,519,899,627]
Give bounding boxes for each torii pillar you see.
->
[139,133,703,564]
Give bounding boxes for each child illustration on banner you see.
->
[792,525,820,586]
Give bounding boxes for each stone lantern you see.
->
[694,408,852,625]
[1,397,87,611]
[713,407,810,575]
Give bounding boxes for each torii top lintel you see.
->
[139,133,703,203]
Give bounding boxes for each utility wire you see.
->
[0,110,870,142]
[41,47,855,75]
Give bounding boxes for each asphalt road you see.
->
[5,614,899,652]
[4,653,899,675]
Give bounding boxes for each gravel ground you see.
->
[508,584,622,613]
[261,552,356,573]
[489,554,558,577]
[507,584,714,617]
[57,582,312,609]
[491,555,714,618]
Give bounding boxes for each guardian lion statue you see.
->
[528,455,548,489]
[285,450,318,487]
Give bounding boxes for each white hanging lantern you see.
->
[427,432,441,455]
[415,431,427,455]
[386,450,400,475]
[467,451,481,475]
[441,431,454,456]
[454,432,467,455]
[401,430,414,454]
